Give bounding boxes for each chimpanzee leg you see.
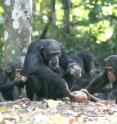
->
[26,76,36,100]
[36,81,48,100]
[26,75,41,100]
[12,86,20,100]
[1,90,13,100]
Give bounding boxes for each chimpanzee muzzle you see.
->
[48,56,59,69]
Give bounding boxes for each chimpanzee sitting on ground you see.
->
[0,69,17,91]
[22,39,87,102]
[86,55,117,103]
[0,61,26,100]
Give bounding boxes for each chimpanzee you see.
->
[86,55,117,103]
[22,39,85,101]
[0,61,25,100]
[64,62,82,90]
[0,69,16,91]
[78,51,95,78]
[68,51,95,91]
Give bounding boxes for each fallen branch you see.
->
[81,89,105,103]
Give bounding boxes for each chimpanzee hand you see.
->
[15,76,27,82]
[15,69,27,82]
[20,76,27,82]
[107,90,117,105]
[107,99,116,105]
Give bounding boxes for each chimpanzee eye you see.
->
[49,53,61,59]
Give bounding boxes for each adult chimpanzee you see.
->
[86,55,117,103]
[0,61,25,100]
[22,39,87,102]
[68,51,95,91]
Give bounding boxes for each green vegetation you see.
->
[0,0,117,66]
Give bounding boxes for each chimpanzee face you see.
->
[5,62,22,80]
[44,52,61,69]
[67,63,82,78]
[48,53,61,69]
[5,65,12,74]
[107,69,116,82]
[44,42,61,69]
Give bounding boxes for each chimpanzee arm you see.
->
[0,78,18,91]
[108,80,117,102]
[59,48,73,71]
[86,71,109,94]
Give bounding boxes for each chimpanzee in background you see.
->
[0,61,25,100]
[64,62,82,90]
[68,51,95,91]
[86,55,117,103]
[78,51,95,78]
[22,39,83,101]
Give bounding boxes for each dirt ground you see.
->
[0,96,117,124]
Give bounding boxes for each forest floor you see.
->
[0,97,117,124]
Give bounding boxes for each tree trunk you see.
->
[50,0,56,26]
[4,0,32,66]
[62,0,71,34]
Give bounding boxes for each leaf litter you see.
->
[0,98,117,124]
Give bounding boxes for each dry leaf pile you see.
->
[0,98,117,124]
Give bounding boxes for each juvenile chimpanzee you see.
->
[0,61,25,100]
[64,62,82,90]
[78,51,95,78]
[86,55,117,103]
[0,69,16,91]
[68,51,95,91]
[22,39,86,102]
